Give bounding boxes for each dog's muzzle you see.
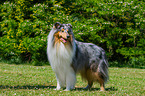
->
[59,31,70,43]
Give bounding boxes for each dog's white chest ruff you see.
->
[48,42,73,71]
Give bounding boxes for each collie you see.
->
[47,22,109,91]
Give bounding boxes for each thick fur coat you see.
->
[47,22,109,91]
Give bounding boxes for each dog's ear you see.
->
[54,22,61,29]
[68,24,72,28]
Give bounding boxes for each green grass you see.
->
[0,63,145,96]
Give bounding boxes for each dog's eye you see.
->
[61,29,64,32]
[67,29,71,33]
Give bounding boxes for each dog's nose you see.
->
[67,35,70,38]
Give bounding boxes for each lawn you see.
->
[0,63,145,96]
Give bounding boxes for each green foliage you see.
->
[0,0,145,67]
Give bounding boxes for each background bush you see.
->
[0,0,145,68]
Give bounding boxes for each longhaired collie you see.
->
[47,22,109,91]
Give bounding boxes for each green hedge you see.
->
[0,0,145,68]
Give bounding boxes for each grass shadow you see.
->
[0,85,117,91]
[106,87,117,91]
[74,87,99,91]
[73,87,117,91]
[0,85,56,89]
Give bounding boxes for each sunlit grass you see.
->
[0,63,145,95]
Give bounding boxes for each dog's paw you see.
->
[100,87,105,91]
[70,86,75,90]
[64,89,70,91]
[54,87,61,91]
[64,87,74,91]
[54,88,59,91]
[100,89,105,91]
[83,85,91,90]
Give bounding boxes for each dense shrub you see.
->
[0,0,145,67]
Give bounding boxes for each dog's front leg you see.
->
[56,81,61,90]
[55,74,65,90]
[65,68,76,91]
[54,76,61,90]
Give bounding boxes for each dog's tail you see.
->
[98,49,109,82]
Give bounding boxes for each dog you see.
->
[47,22,109,91]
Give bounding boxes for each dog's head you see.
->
[53,22,73,45]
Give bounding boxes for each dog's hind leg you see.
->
[84,80,93,90]
[84,69,94,90]
[100,82,105,91]
[99,80,105,91]
[97,75,105,91]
